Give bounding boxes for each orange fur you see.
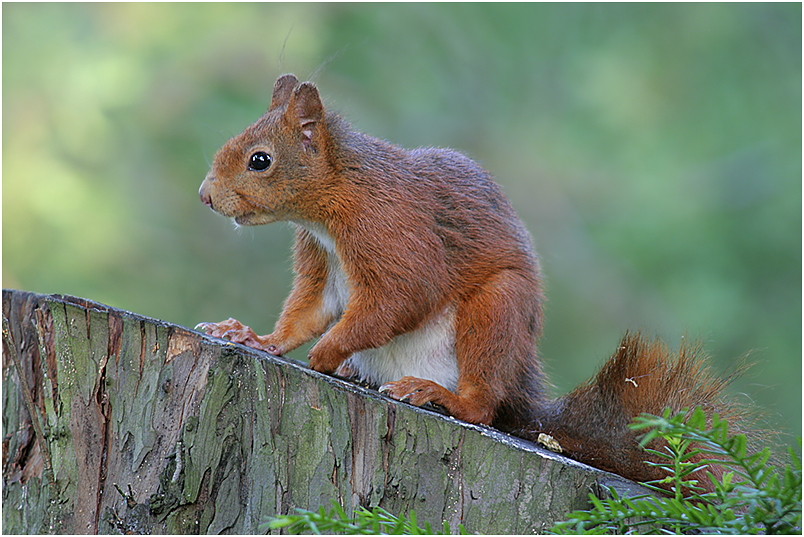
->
[198,75,757,491]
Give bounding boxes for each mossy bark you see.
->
[2,289,649,534]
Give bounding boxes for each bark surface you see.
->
[2,289,648,534]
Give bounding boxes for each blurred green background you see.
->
[3,3,800,438]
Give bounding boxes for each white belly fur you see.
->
[345,306,459,391]
[294,221,459,392]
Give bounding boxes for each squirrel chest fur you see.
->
[198,74,757,490]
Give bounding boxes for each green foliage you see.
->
[552,408,802,534]
[260,501,466,535]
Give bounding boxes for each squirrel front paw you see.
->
[195,318,284,355]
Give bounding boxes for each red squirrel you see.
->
[197,74,754,489]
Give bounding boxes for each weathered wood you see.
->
[2,289,649,534]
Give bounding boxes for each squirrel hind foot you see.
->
[380,376,495,425]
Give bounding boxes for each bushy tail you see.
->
[529,333,757,491]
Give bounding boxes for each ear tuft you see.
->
[269,74,300,111]
[287,82,325,147]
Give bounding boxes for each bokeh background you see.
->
[4,3,801,438]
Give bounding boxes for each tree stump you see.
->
[2,289,648,534]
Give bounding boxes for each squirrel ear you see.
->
[269,74,300,111]
[287,82,324,147]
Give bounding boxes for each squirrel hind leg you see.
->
[376,268,547,429]
[446,269,546,427]
[374,265,547,427]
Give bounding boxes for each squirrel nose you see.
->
[199,178,214,208]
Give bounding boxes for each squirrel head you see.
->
[199,74,331,225]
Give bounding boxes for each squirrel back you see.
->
[198,74,759,492]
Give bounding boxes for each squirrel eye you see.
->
[248,151,273,171]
